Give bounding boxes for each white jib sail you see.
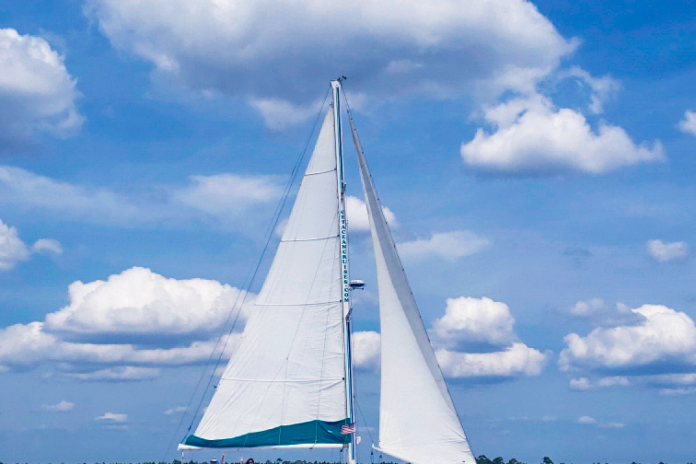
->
[352,119,475,464]
[186,108,349,449]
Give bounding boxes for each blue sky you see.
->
[0,0,695,463]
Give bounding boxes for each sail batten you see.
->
[351,114,475,464]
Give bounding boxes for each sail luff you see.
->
[349,112,475,464]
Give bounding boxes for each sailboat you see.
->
[179,80,475,464]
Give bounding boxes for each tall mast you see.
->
[331,78,356,464]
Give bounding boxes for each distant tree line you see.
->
[1,459,693,464]
[475,455,694,464]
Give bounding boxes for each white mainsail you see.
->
[184,107,351,449]
[350,116,475,464]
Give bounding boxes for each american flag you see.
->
[340,423,356,435]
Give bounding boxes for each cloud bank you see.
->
[353,296,546,379]
[0,267,247,380]
[560,304,696,372]
[84,0,575,125]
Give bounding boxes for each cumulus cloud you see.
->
[559,304,696,372]
[398,231,490,260]
[0,28,82,149]
[0,319,237,373]
[432,297,516,347]
[436,342,547,378]
[95,412,127,422]
[678,110,696,136]
[0,267,246,379]
[352,331,380,370]
[431,296,546,378]
[345,195,397,232]
[0,219,30,270]
[41,400,75,412]
[646,239,688,262]
[461,94,664,175]
[44,266,248,341]
[84,0,575,127]
[349,296,545,379]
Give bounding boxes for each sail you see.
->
[184,108,350,449]
[351,118,475,464]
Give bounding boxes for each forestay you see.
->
[351,117,475,464]
[184,108,350,449]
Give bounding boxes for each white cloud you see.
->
[559,304,696,371]
[84,0,575,127]
[0,29,82,149]
[41,400,75,412]
[352,331,380,370]
[65,366,161,382]
[44,267,248,339]
[558,67,621,115]
[570,377,591,390]
[659,387,696,396]
[432,297,516,347]
[173,173,281,215]
[398,231,490,260]
[95,412,127,422]
[0,319,237,372]
[0,219,30,270]
[647,239,688,262]
[431,296,546,378]
[678,110,696,136]
[461,94,664,175]
[349,296,545,379]
[567,298,605,317]
[0,267,246,379]
[570,376,630,390]
[436,342,547,378]
[0,166,282,230]
[345,195,397,232]
[249,98,324,131]
[164,406,187,415]
[597,376,631,387]
[577,416,596,424]
[32,238,63,255]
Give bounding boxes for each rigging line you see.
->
[354,396,375,446]
[161,87,331,460]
